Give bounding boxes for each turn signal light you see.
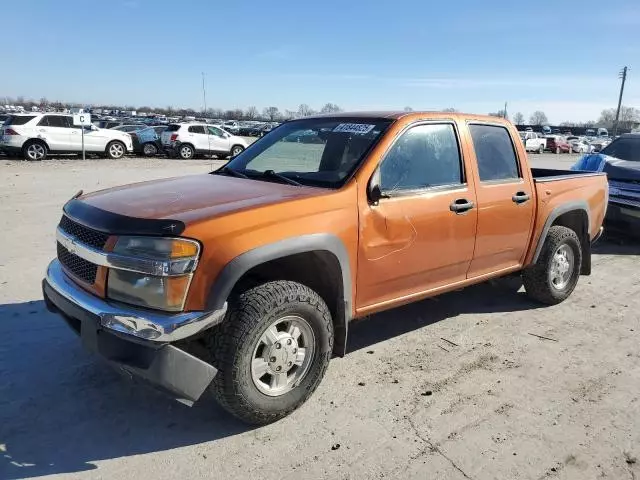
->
[170,134,178,142]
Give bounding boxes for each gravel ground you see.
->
[1,154,639,480]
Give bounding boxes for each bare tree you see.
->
[297,104,313,117]
[245,106,258,119]
[403,106,413,112]
[598,106,640,130]
[320,103,341,114]
[263,107,280,121]
[442,107,457,112]
[512,112,524,125]
[529,111,548,125]
[283,110,297,120]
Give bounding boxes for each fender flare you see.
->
[531,200,591,271]
[206,234,353,356]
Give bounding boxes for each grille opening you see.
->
[57,243,98,284]
[58,216,109,250]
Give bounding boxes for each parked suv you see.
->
[160,123,248,159]
[0,114,133,161]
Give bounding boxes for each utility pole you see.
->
[201,72,207,115]
[613,66,628,137]
[504,101,508,119]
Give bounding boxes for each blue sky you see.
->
[2,0,638,122]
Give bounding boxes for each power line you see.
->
[613,66,628,137]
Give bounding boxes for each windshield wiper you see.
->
[217,165,249,179]
[260,170,302,186]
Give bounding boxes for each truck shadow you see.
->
[347,280,540,353]
[0,280,548,478]
[0,301,253,480]
[592,233,640,255]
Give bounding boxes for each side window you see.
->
[379,123,463,193]
[45,115,73,128]
[208,126,224,137]
[37,116,50,127]
[469,124,520,182]
[188,125,206,134]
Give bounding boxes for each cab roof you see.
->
[304,110,512,124]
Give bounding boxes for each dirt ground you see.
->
[1,154,639,480]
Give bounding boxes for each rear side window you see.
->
[469,124,520,182]
[165,124,181,132]
[379,123,463,193]
[40,115,72,128]
[4,115,36,126]
[188,125,206,134]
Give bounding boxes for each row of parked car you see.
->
[0,111,259,161]
[519,130,612,154]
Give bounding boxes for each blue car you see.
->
[572,133,640,235]
[111,124,162,156]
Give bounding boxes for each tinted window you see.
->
[469,124,520,181]
[188,125,206,134]
[4,115,36,126]
[600,137,640,162]
[42,115,72,128]
[379,124,462,192]
[165,124,181,132]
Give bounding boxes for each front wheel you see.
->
[106,141,126,159]
[523,225,582,305]
[207,281,334,425]
[230,144,244,157]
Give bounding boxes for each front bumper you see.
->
[606,202,640,236]
[42,259,225,404]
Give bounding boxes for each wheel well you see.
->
[230,251,346,356]
[24,138,49,150]
[551,210,590,275]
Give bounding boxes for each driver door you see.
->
[356,122,478,310]
[208,126,231,155]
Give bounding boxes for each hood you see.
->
[79,173,326,224]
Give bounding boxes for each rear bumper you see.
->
[0,145,22,154]
[42,260,223,405]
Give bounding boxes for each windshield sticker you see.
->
[333,123,376,135]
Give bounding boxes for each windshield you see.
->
[600,137,640,162]
[222,118,393,188]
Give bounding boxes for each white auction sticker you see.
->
[333,123,375,134]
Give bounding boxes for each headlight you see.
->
[107,236,200,312]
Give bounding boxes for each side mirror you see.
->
[368,184,383,205]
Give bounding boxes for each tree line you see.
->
[0,96,342,121]
[494,107,640,130]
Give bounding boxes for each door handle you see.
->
[512,191,530,204]
[450,198,475,214]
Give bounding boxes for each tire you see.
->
[105,141,126,159]
[207,280,334,425]
[555,147,560,154]
[23,140,48,161]
[523,226,582,305]
[539,144,544,154]
[178,144,194,159]
[230,144,244,157]
[142,142,158,156]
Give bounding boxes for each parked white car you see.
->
[160,123,248,159]
[0,113,133,161]
[519,131,547,153]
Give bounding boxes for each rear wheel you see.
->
[523,226,582,305]
[178,144,194,159]
[207,280,333,425]
[142,142,158,156]
[105,141,126,159]
[23,140,48,161]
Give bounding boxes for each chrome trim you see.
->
[56,227,198,277]
[46,259,227,342]
[591,226,604,244]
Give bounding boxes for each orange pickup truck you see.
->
[43,112,608,424]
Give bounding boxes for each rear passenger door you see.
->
[36,115,72,151]
[466,123,535,278]
[186,125,209,153]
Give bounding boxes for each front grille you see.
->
[57,242,98,284]
[58,215,109,250]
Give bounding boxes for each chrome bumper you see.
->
[45,259,227,342]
